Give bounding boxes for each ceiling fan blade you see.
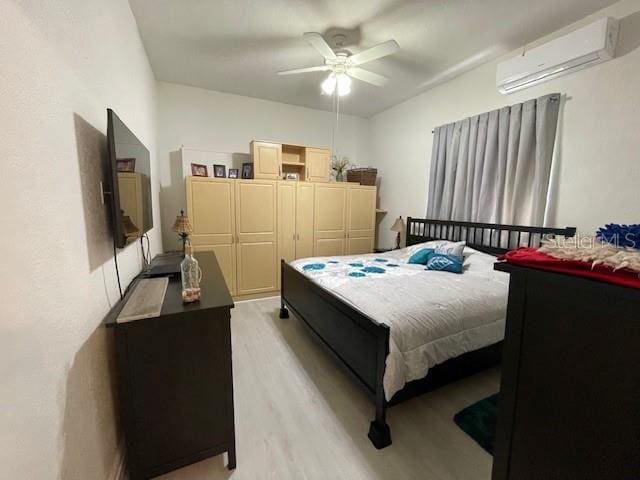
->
[348,39,399,66]
[277,65,331,76]
[348,67,389,86]
[303,32,337,60]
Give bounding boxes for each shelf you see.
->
[376,209,387,214]
[282,162,305,167]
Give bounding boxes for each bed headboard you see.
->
[406,218,577,256]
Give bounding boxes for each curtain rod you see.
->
[430,93,561,134]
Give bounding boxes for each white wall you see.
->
[0,1,160,478]
[371,0,640,248]
[157,81,372,250]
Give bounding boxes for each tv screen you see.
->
[107,109,153,248]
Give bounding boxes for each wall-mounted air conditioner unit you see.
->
[497,17,619,94]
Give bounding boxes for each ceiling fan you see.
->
[278,32,399,96]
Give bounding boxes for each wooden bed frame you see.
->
[280,218,576,449]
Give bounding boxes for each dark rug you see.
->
[453,394,498,455]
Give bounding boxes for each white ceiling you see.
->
[129,0,618,117]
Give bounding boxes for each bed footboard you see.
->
[280,260,392,449]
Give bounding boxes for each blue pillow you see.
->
[425,253,463,274]
[408,248,435,265]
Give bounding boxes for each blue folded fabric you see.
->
[362,266,386,274]
[303,263,325,271]
[425,253,463,274]
[408,248,435,265]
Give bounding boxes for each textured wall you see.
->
[370,0,640,248]
[0,0,160,478]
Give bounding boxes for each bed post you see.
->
[368,325,392,449]
[279,260,289,319]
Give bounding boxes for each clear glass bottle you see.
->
[181,239,202,303]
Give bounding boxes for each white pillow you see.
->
[433,240,466,260]
[404,240,466,259]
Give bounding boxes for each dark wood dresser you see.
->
[106,252,235,479]
[493,263,640,480]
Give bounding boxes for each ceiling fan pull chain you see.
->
[336,91,341,159]
[331,90,336,158]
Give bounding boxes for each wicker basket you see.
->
[346,167,377,186]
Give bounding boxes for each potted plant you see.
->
[332,155,349,182]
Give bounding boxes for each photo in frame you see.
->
[213,164,226,178]
[228,168,239,179]
[241,163,253,179]
[191,163,208,177]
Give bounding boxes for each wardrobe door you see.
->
[295,182,315,260]
[186,177,236,294]
[278,182,296,286]
[235,180,278,295]
[314,183,346,256]
[346,185,377,255]
[305,148,331,182]
[251,141,282,180]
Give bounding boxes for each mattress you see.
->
[290,241,509,400]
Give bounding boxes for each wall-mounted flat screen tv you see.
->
[106,108,153,248]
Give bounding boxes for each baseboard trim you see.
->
[233,291,280,302]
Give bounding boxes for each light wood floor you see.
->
[158,297,499,480]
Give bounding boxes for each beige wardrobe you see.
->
[187,176,376,299]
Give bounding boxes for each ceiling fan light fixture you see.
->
[321,73,337,95]
[336,73,351,96]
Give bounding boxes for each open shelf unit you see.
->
[281,144,306,180]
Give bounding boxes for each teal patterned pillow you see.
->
[408,248,435,265]
[425,253,463,274]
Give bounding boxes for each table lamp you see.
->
[390,216,403,249]
[172,210,193,254]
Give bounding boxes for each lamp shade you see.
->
[172,210,193,235]
[390,216,403,233]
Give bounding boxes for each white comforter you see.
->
[290,242,509,400]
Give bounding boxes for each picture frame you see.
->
[213,164,226,178]
[116,158,136,172]
[228,168,239,179]
[241,162,253,179]
[191,163,208,177]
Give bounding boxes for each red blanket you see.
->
[500,247,640,290]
